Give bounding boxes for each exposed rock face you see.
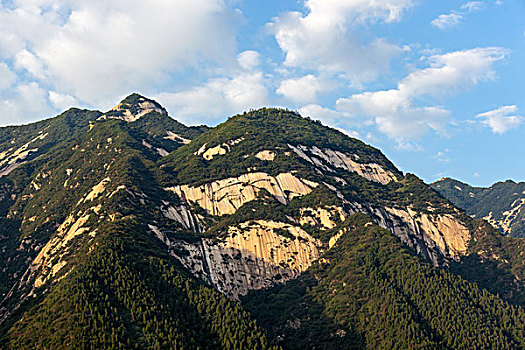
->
[164,131,191,144]
[328,222,373,249]
[196,137,245,160]
[152,220,322,299]
[166,172,318,216]
[81,177,111,203]
[156,148,169,157]
[383,207,469,260]
[100,96,167,122]
[18,202,102,291]
[255,150,276,161]
[161,175,471,297]
[328,230,345,249]
[162,168,470,300]
[202,145,227,160]
[288,144,397,185]
[340,202,471,265]
[483,199,525,235]
[322,203,470,265]
[161,201,203,233]
[299,206,346,229]
[30,213,91,288]
[0,132,48,177]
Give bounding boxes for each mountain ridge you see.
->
[432,177,525,237]
[1,94,525,349]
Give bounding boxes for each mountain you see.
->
[1,94,525,349]
[432,177,525,238]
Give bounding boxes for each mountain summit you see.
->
[1,96,525,349]
[100,93,168,122]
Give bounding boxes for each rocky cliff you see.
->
[1,96,524,349]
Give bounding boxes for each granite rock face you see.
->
[151,220,322,299]
[288,144,398,185]
[166,172,318,216]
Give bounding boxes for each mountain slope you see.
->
[1,95,525,348]
[7,219,275,349]
[0,96,274,349]
[432,178,525,237]
[243,214,525,350]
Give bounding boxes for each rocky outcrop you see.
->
[288,144,397,185]
[483,198,525,235]
[151,220,322,299]
[328,221,373,249]
[20,203,102,290]
[166,172,318,216]
[30,213,91,288]
[319,202,470,265]
[164,131,191,144]
[0,132,48,177]
[299,206,346,229]
[157,199,471,297]
[382,207,469,262]
[81,177,111,203]
[161,200,203,233]
[255,150,276,161]
[195,137,245,160]
[339,201,470,265]
[100,96,167,122]
[202,145,227,160]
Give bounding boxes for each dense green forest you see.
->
[2,95,525,349]
[5,220,276,350]
[243,214,525,349]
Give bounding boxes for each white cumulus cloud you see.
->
[48,91,78,111]
[0,0,239,110]
[477,105,522,134]
[336,47,508,141]
[155,72,268,125]
[268,0,414,84]
[14,49,46,79]
[237,50,260,70]
[299,104,351,127]
[277,74,329,103]
[0,62,16,91]
[0,82,54,126]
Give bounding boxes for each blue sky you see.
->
[0,0,523,186]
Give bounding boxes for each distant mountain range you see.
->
[432,177,525,238]
[1,94,525,349]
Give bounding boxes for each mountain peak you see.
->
[100,93,167,122]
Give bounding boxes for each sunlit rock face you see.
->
[166,172,318,216]
[100,95,167,122]
[288,144,398,185]
[151,220,322,299]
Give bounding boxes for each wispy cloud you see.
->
[477,105,522,134]
[432,149,450,162]
[461,2,486,12]
[431,1,486,30]
[431,13,463,30]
